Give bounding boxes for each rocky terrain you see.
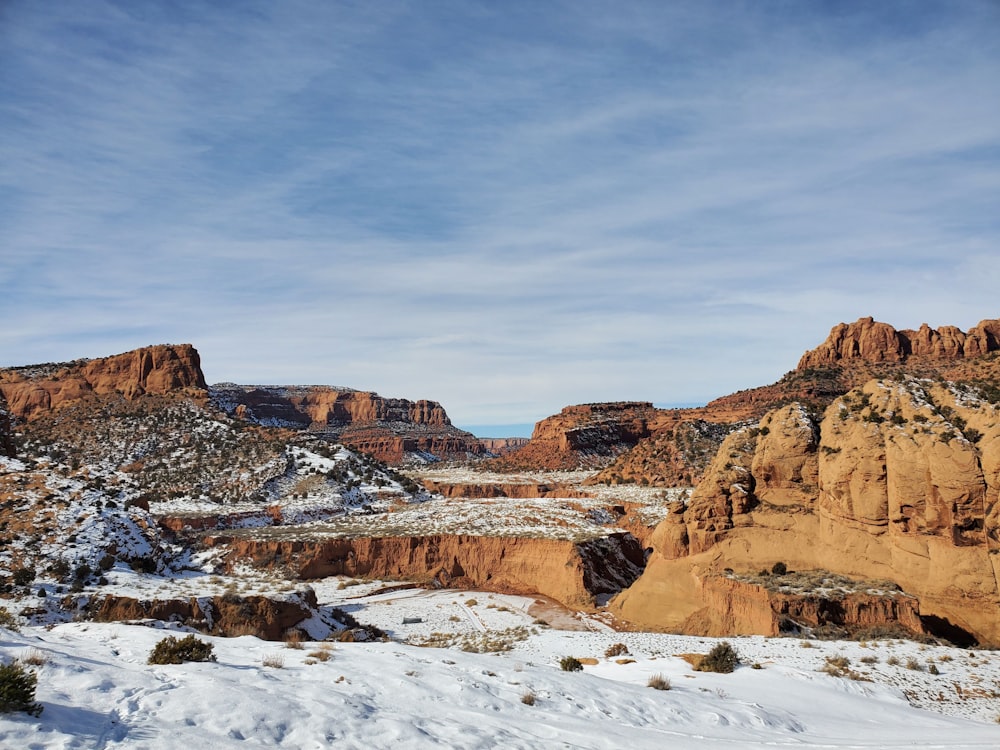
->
[211,383,486,463]
[3,317,1000,660]
[613,377,1000,646]
[507,318,1000,488]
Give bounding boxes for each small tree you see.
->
[0,661,43,716]
[771,561,788,576]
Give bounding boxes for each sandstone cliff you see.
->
[581,318,1000,488]
[212,383,484,463]
[205,532,645,609]
[479,437,530,454]
[491,402,658,470]
[799,317,1000,368]
[613,379,1000,645]
[0,344,207,421]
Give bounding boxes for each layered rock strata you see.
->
[613,381,1000,645]
[0,344,207,421]
[205,532,646,608]
[212,384,484,463]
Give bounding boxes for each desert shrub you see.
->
[696,642,739,673]
[12,568,35,587]
[284,631,304,650]
[859,655,878,664]
[559,656,583,672]
[0,609,20,632]
[0,661,43,716]
[604,643,629,658]
[771,561,788,576]
[261,653,284,669]
[928,663,940,675]
[520,690,536,705]
[886,655,900,666]
[905,657,922,671]
[147,634,216,665]
[647,673,671,690]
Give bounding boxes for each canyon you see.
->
[2,316,1000,647]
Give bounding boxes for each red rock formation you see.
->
[0,344,207,421]
[799,317,1000,369]
[421,480,591,499]
[479,438,530,454]
[204,532,645,609]
[492,402,658,470]
[213,384,484,463]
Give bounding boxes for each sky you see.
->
[1,1,998,437]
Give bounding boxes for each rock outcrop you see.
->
[212,384,484,463]
[421,480,591,499]
[84,591,318,640]
[0,344,207,421]
[491,402,658,470]
[613,378,1000,645]
[689,575,925,638]
[0,393,13,457]
[799,317,1000,368]
[479,437,530,454]
[577,318,1000,488]
[205,532,646,609]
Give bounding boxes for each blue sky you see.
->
[2,1,998,437]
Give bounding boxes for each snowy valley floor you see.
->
[3,579,1000,749]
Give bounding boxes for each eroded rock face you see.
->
[693,576,925,638]
[799,317,1000,369]
[421,480,591,499]
[492,402,657,470]
[205,532,646,609]
[614,379,1000,645]
[0,393,13,457]
[212,384,484,463]
[0,344,207,421]
[84,591,317,641]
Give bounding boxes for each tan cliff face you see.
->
[583,318,1000,488]
[613,378,1000,645]
[204,532,646,609]
[0,344,207,421]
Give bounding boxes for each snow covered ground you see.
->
[3,581,1000,748]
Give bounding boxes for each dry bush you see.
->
[647,673,671,690]
[520,690,536,705]
[559,656,583,672]
[19,649,48,667]
[285,630,304,650]
[604,643,629,658]
[261,653,284,669]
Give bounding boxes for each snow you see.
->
[3,582,1000,748]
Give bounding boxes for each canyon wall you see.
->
[205,532,646,609]
[613,380,1000,645]
[0,344,207,421]
[492,402,658,470]
[212,384,484,463]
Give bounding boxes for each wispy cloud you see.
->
[2,0,998,429]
